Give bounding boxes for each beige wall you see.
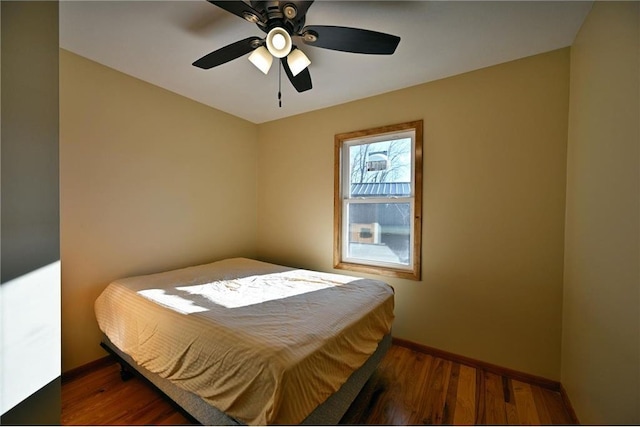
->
[257,49,570,380]
[562,2,639,424]
[60,50,259,371]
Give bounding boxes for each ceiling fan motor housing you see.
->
[251,1,306,35]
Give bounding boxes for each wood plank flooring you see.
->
[61,344,576,425]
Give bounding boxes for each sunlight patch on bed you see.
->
[181,270,351,309]
[137,289,209,314]
[137,269,355,311]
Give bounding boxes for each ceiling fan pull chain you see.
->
[278,61,282,108]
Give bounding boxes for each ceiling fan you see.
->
[192,1,401,93]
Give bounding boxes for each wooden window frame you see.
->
[333,120,423,280]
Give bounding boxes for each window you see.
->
[334,120,423,280]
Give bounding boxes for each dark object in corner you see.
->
[100,341,135,382]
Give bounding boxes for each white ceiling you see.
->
[60,1,592,124]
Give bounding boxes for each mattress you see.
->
[94,257,394,425]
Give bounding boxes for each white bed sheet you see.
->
[95,258,394,425]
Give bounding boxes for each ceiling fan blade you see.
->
[281,56,312,93]
[207,1,265,24]
[301,25,400,55]
[193,36,262,69]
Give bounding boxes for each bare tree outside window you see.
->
[349,139,411,185]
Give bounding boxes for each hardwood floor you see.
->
[61,344,576,425]
[62,360,194,425]
[342,345,574,425]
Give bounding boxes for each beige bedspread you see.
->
[94,258,394,425]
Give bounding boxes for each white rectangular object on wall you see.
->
[0,261,61,414]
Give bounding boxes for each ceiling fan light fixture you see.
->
[266,27,292,58]
[248,46,273,74]
[287,49,311,77]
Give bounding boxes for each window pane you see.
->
[335,120,422,280]
[347,202,411,266]
[348,138,412,197]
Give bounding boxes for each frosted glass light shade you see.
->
[266,27,292,58]
[248,46,273,74]
[287,49,311,76]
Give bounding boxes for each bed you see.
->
[95,257,394,425]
